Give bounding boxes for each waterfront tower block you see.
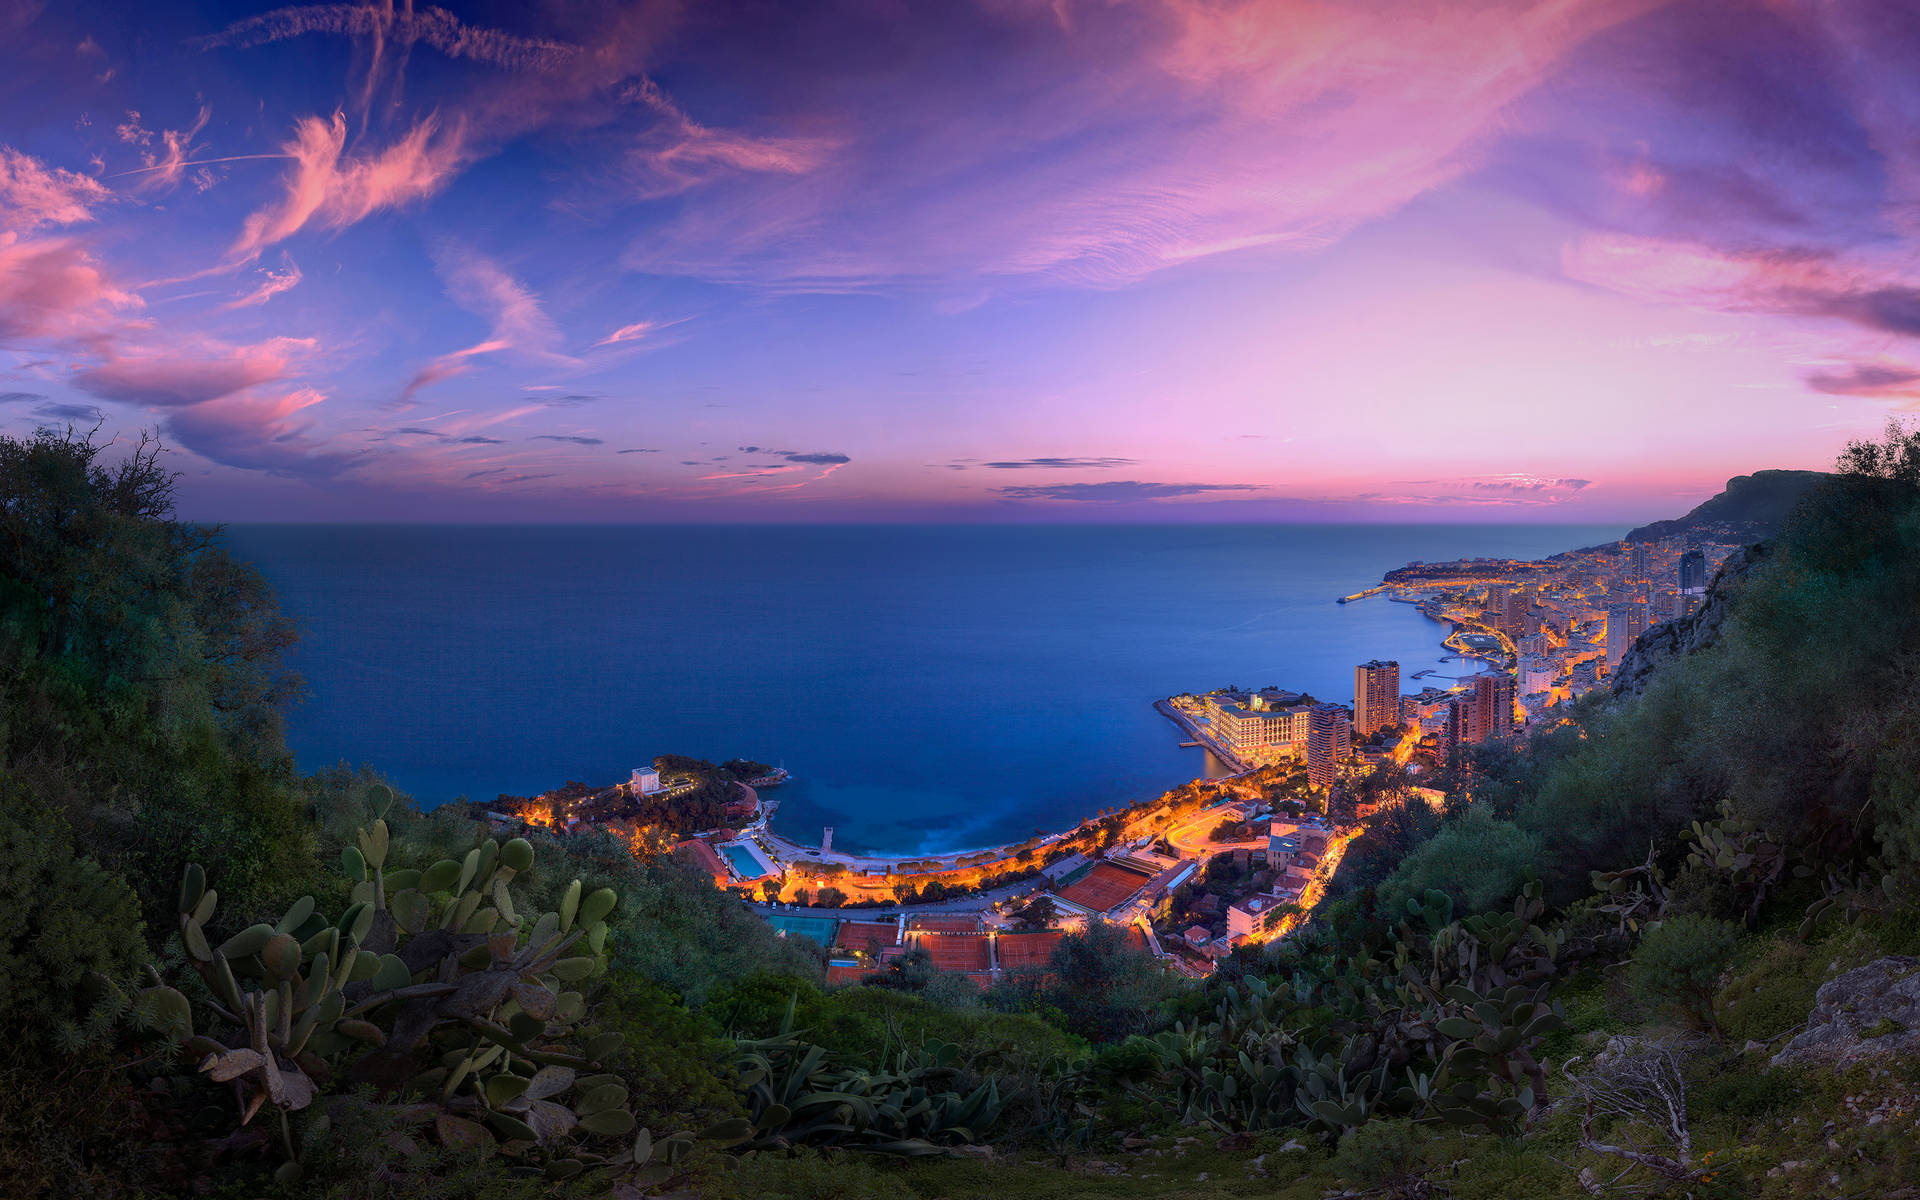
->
[1353,659,1401,737]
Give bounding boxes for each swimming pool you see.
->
[722,843,770,879]
[768,915,838,945]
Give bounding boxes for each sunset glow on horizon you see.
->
[2,0,1916,522]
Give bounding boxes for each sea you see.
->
[223,524,1623,855]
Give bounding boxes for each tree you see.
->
[1836,416,1920,485]
[816,886,847,909]
[0,426,312,925]
[1019,894,1057,929]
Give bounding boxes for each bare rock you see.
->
[1772,956,1920,1070]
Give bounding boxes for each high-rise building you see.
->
[1485,584,1509,611]
[1468,672,1517,742]
[1501,589,1533,639]
[1605,602,1650,673]
[1629,542,1649,582]
[1353,659,1400,736]
[1679,548,1707,595]
[1306,703,1351,790]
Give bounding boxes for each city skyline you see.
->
[4,0,1919,522]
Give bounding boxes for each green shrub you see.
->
[0,798,146,1050]
[1335,1119,1424,1190]
[1632,915,1738,1038]
[1378,808,1543,916]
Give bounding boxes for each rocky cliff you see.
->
[1610,541,1768,696]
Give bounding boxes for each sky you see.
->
[1,0,1917,523]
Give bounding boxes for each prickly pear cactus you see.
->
[143,789,649,1180]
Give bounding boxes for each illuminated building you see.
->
[1468,671,1517,742]
[1306,703,1351,789]
[1605,602,1650,673]
[1207,689,1313,759]
[1679,548,1707,596]
[1501,588,1534,639]
[1353,659,1401,736]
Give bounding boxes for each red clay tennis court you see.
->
[911,931,991,972]
[833,920,899,953]
[993,930,1064,969]
[907,914,983,934]
[1057,862,1153,913]
[825,962,876,985]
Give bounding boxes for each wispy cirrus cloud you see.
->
[229,112,468,263]
[397,245,573,405]
[196,5,579,70]
[623,0,1662,289]
[125,104,212,194]
[224,253,303,308]
[619,76,835,201]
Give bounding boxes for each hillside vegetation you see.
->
[9,423,1920,1199]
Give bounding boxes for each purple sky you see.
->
[1,0,1916,522]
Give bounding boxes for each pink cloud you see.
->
[166,385,361,478]
[131,105,213,194]
[230,112,468,261]
[223,253,303,308]
[0,146,112,233]
[1561,232,1920,341]
[397,245,572,404]
[0,235,140,344]
[620,77,835,200]
[74,336,312,406]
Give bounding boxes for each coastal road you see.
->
[1165,805,1266,857]
[746,876,1047,922]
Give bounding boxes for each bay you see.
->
[224,523,1622,854]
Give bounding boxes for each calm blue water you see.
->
[224,524,1621,854]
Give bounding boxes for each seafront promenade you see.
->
[1152,697,1253,773]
